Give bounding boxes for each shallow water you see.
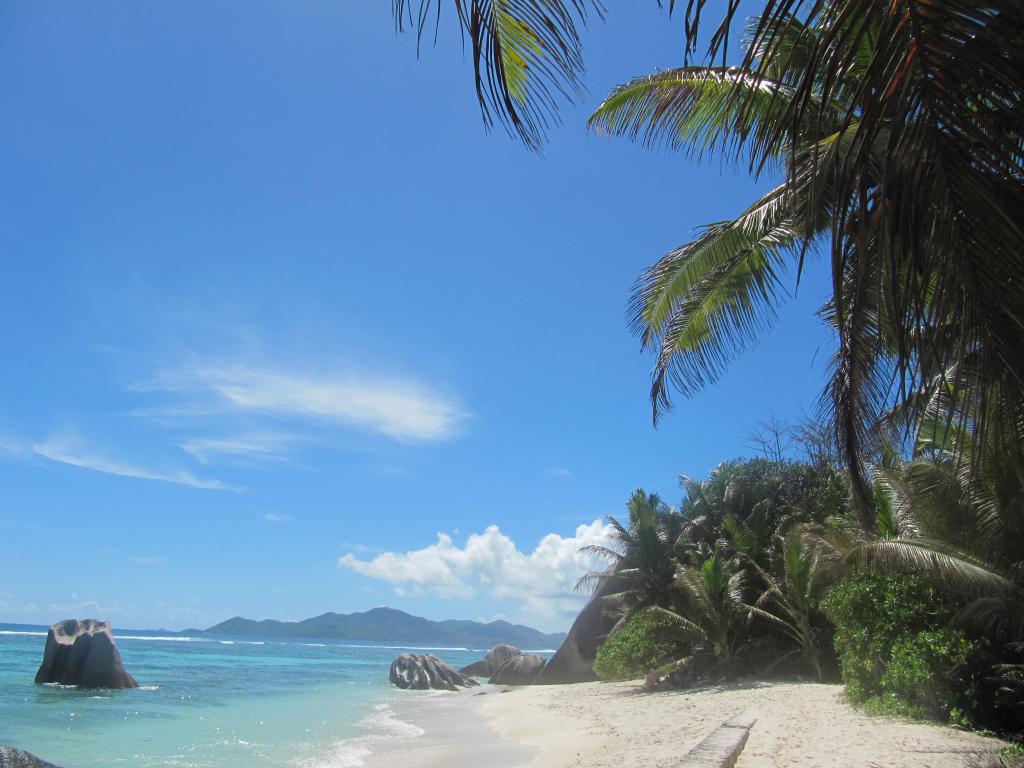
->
[0,623,532,768]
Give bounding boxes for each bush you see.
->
[821,571,975,721]
[881,629,975,719]
[593,612,683,681]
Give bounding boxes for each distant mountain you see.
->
[201,607,566,648]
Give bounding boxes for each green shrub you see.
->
[821,571,975,720]
[593,612,683,681]
[881,629,974,719]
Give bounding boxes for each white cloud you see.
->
[33,438,232,491]
[152,364,465,442]
[338,520,612,631]
[546,467,573,478]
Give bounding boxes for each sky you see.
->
[0,1,836,634]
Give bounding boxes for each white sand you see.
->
[478,680,1007,768]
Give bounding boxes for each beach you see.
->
[1,625,1010,768]
[476,680,1007,768]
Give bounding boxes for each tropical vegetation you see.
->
[581,416,1024,738]
[592,611,684,681]
[390,0,1024,744]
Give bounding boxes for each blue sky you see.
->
[0,2,835,633]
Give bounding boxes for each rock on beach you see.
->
[34,619,138,689]
[459,644,521,678]
[0,746,62,768]
[389,653,480,691]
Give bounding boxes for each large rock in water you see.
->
[459,644,520,677]
[534,577,618,685]
[0,746,62,767]
[34,619,138,689]
[488,653,546,686]
[388,653,479,691]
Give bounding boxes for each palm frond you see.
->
[590,67,806,162]
[636,605,708,643]
[855,538,1020,598]
[393,0,600,150]
[632,185,801,417]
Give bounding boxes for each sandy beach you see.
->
[477,680,1007,768]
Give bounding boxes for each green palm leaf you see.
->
[394,0,598,150]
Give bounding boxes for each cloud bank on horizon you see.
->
[338,519,613,631]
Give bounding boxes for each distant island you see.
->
[194,607,566,648]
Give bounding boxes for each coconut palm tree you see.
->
[394,3,1024,523]
[807,374,1024,642]
[577,489,685,622]
[645,550,751,675]
[673,3,1024,492]
[589,11,889,521]
[590,3,1024,525]
[742,532,833,681]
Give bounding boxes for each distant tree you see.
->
[745,415,792,464]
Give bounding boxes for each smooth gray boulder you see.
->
[459,644,520,677]
[534,576,618,685]
[0,746,62,767]
[489,653,546,686]
[388,653,479,691]
[34,619,138,689]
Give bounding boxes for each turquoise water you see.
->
[0,624,510,768]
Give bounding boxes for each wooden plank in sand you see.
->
[676,709,758,768]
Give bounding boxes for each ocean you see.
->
[0,623,542,768]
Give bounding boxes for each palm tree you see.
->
[807,378,1024,643]
[675,2,1024,493]
[588,11,891,525]
[577,489,684,624]
[642,551,751,676]
[742,532,832,681]
[394,3,1024,524]
[590,4,1024,525]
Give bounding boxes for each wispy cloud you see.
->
[262,512,295,524]
[338,520,611,631]
[0,435,28,457]
[46,592,131,619]
[546,467,573,478]
[148,364,466,443]
[33,438,233,491]
[178,432,295,465]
